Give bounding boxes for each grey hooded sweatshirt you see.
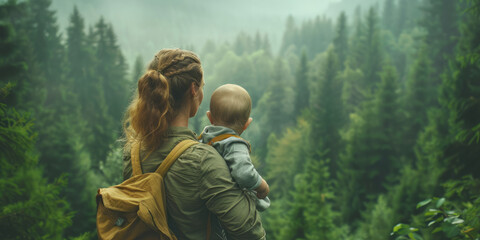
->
[199,125,270,211]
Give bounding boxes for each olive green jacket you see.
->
[123,127,266,240]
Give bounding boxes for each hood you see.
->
[199,125,238,144]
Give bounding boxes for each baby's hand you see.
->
[255,178,269,199]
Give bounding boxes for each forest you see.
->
[0,0,479,239]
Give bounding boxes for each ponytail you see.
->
[123,49,202,152]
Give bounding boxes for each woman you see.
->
[122,49,266,240]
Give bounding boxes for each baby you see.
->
[199,84,270,211]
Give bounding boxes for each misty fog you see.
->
[51,0,378,66]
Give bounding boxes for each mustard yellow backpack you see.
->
[96,139,199,240]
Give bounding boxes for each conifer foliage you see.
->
[1,0,478,239]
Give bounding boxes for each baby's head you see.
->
[207,84,252,135]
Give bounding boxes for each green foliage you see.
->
[265,118,310,200]
[280,15,334,59]
[0,102,72,239]
[393,179,480,240]
[401,47,436,162]
[355,195,395,240]
[310,48,344,177]
[333,12,349,70]
[1,0,478,239]
[338,64,401,224]
[293,50,309,116]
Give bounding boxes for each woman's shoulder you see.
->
[183,142,224,162]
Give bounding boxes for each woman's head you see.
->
[124,49,203,150]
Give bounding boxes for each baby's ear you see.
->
[243,117,253,131]
[207,111,214,124]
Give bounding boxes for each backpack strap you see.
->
[154,139,212,239]
[155,139,199,176]
[131,141,143,176]
[207,134,251,153]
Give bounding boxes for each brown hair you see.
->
[124,49,203,151]
[209,84,252,134]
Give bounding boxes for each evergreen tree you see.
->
[253,31,262,51]
[265,58,293,133]
[0,15,27,106]
[0,29,72,234]
[440,0,480,180]
[233,31,253,55]
[131,54,144,93]
[382,0,396,33]
[280,15,297,53]
[340,66,365,115]
[311,48,344,178]
[333,12,348,70]
[421,0,459,87]
[0,102,73,239]
[88,18,128,167]
[362,7,383,92]
[348,5,365,70]
[338,65,400,225]
[262,33,272,57]
[255,57,293,166]
[293,50,309,116]
[401,48,435,163]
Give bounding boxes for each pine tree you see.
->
[440,1,480,180]
[262,33,272,57]
[0,102,73,239]
[261,58,293,135]
[348,5,365,70]
[293,50,309,116]
[0,28,72,234]
[233,31,253,55]
[333,12,348,70]
[421,0,459,87]
[362,7,383,92]
[311,49,344,178]
[338,65,400,225]
[382,0,396,33]
[401,48,435,163]
[0,16,27,106]
[280,15,297,53]
[341,66,365,115]
[254,31,262,51]
[87,18,128,166]
[255,58,293,166]
[131,54,144,93]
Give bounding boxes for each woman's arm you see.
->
[198,146,266,240]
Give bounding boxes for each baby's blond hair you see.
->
[209,84,252,134]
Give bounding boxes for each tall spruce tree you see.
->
[0,22,72,237]
[333,12,348,70]
[362,7,383,92]
[293,50,309,116]
[440,1,480,180]
[421,0,459,87]
[255,57,293,167]
[401,47,435,163]
[280,15,297,53]
[382,0,396,33]
[131,54,144,93]
[311,49,344,178]
[0,101,73,239]
[338,65,400,225]
[88,18,128,167]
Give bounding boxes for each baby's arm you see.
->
[223,141,265,193]
[255,178,269,199]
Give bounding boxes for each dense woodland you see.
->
[1,0,479,239]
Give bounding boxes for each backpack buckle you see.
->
[114,217,125,227]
